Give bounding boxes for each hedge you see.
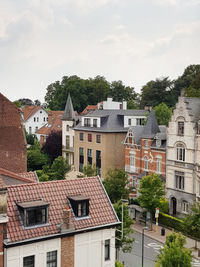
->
[158,212,185,233]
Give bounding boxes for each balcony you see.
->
[62,145,74,153]
[125,165,138,173]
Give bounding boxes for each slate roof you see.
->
[141,110,160,138]
[184,97,200,123]
[6,176,119,245]
[62,94,76,121]
[36,111,64,135]
[0,168,37,188]
[75,109,147,133]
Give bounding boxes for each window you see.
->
[87,149,92,165]
[66,125,69,131]
[130,154,135,168]
[175,172,184,190]
[37,117,39,122]
[144,140,148,148]
[44,117,45,122]
[144,156,148,171]
[47,251,57,267]
[34,117,36,122]
[35,127,38,132]
[96,150,101,176]
[176,143,185,161]
[40,111,42,113]
[66,136,70,148]
[88,133,92,142]
[78,202,87,217]
[128,118,131,126]
[136,118,144,125]
[182,201,189,213]
[156,157,162,173]
[93,119,97,127]
[156,139,161,148]
[26,207,48,226]
[80,133,84,141]
[23,255,34,267]
[105,240,110,261]
[29,127,32,134]
[84,118,91,127]
[79,147,84,172]
[178,121,184,135]
[96,134,101,143]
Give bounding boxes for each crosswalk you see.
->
[192,258,200,267]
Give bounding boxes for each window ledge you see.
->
[74,216,90,221]
[22,223,50,230]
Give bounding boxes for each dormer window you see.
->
[93,119,97,127]
[68,195,89,218]
[84,118,91,127]
[17,200,49,227]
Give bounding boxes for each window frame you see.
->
[176,143,185,162]
[25,206,48,227]
[88,133,92,142]
[144,156,148,171]
[175,172,184,190]
[96,134,101,144]
[104,239,110,261]
[46,250,57,267]
[23,255,35,267]
[177,121,184,136]
[79,132,84,141]
[182,201,189,213]
[156,157,162,174]
[93,119,97,127]
[84,118,91,127]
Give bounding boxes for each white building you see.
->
[166,95,200,216]
[2,176,119,267]
[21,106,48,136]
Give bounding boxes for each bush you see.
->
[159,212,184,232]
[115,260,125,267]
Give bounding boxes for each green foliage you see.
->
[27,149,49,171]
[114,200,134,252]
[115,260,125,267]
[25,130,37,145]
[138,173,165,214]
[13,100,22,108]
[154,103,172,126]
[50,156,71,180]
[103,169,130,203]
[159,212,184,232]
[83,163,97,177]
[156,232,192,267]
[183,202,200,240]
[159,198,168,213]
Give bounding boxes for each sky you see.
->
[0,0,200,104]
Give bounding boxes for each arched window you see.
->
[144,156,148,171]
[176,143,185,161]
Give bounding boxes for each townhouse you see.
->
[123,110,166,197]
[166,95,200,216]
[1,176,119,267]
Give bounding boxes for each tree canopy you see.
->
[103,169,130,203]
[138,173,165,214]
[156,232,192,267]
[42,131,62,163]
[154,102,172,126]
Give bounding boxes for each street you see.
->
[119,232,200,267]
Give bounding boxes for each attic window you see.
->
[17,200,49,227]
[68,195,89,218]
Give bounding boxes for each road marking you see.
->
[147,242,163,250]
[192,259,200,267]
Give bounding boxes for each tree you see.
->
[17,98,34,106]
[109,80,137,102]
[103,169,130,203]
[50,156,71,180]
[114,200,134,253]
[156,232,192,267]
[42,131,62,163]
[154,102,172,126]
[83,163,97,177]
[25,130,37,145]
[34,99,41,106]
[138,173,165,215]
[140,77,172,108]
[27,145,49,171]
[183,202,200,247]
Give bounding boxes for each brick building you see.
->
[0,176,119,267]
[0,93,27,173]
[123,110,166,198]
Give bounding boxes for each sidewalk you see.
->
[132,222,200,259]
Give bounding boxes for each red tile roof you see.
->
[22,106,46,121]
[6,177,119,244]
[36,111,64,135]
[81,105,98,115]
[0,168,37,188]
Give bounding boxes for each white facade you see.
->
[166,96,200,216]
[23,108,48,137]
[75,228,115,267]
[100,97,127,110]
[5,238,61,267]
[124,116,146,127]
[62,120,75,165]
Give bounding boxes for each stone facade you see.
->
[166,96,200,216]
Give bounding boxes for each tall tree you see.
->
[138,173,165,215]
[154,102,172,126]
[42,131,62,163]
[103,169,130,203]
[156,232,192,267]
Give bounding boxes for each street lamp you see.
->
[142,226,148,267]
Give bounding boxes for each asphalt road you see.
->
[119,232,200,267]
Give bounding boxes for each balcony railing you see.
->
[125,165,138,173]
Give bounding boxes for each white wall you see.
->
[124,116,146,127]
[5,238,61,267]
[24,108,48,136]
[75,228,115,267]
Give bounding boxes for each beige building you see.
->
[74,109,147,178]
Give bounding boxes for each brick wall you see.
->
[61,236,74,267]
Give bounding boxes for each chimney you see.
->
[0,189,8,267]
[122,101,127,110]
[61,204,74,232]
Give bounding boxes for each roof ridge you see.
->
[0,168,35,184]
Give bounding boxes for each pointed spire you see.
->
[142,110,160,138]
[62,94,75,121]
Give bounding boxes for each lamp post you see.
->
[142,226,148,267]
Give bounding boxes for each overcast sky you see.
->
[0,0,200,103]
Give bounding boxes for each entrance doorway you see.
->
[172,197,177,215]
